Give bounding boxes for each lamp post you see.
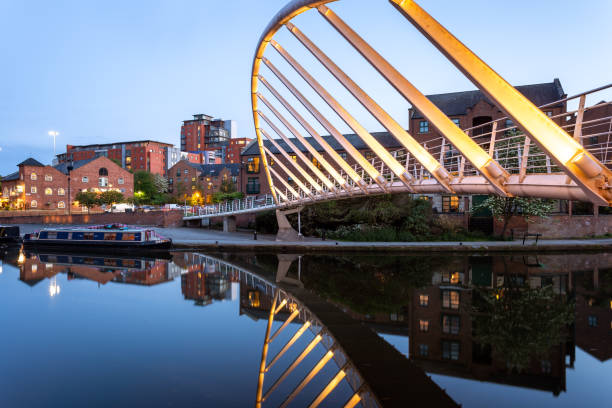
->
[48,131,59,156]
[67,161,73,215]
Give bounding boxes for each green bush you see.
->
[255,210,278,234]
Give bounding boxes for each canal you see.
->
[0,247,610,407]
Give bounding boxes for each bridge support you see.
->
[223,215,236,233]
[276,207,303,241]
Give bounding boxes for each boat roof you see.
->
[40,227,153,233]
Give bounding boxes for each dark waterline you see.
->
[0,247,610,407]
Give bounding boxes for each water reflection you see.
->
[0,247,610,407]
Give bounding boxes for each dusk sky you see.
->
[1,0,610,176]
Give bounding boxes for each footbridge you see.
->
[185,0,612,223]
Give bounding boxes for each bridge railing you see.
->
[184,194,277,218]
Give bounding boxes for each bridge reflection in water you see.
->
[5,247,611,406]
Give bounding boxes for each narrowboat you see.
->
[23,224,172,251]
[0,226,22,244]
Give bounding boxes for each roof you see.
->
[186,162,242,177]
[410,79,566,119]
[1,171,20,182]
[241,131,403,156]
[18,158,45,167]
[53,157,97,174]
[66,140,174,151]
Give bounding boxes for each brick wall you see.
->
[494,215,612,238]
[0,210,183,227]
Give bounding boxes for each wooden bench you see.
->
[522,232,542,245]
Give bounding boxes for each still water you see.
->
[0,247,610,407]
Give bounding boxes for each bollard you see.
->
[322,231,326,241]
[254,230,258,240]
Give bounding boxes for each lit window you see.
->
[82,176,89,183]
[44,188,52,195]
[45,175,52,181]
[419,344,429,357]
[58,188,65,195]
[58,201,65,209]
[191,185,195,190]
[442,196,459,213]
[419,319,429,332]
[16,185,24,193]
[30,172,37,180]
[442,315,460,334]
[31,186,37,194]
[290,154,297,162]
[192,177,196,182]
[442,290,460,310]
[419,121,429,133]
[312,157,322,169]
[419,294,429,307]
[442,341,460,360]
[31,200,37,208]
[246,157,260,173]
[365,151,375,160]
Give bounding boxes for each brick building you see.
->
[167,160,241,204]
[180,114,231,152]
[408,79,567,150]
[56,140,174,176]
[225,138,253,164]
[1,156,133,211]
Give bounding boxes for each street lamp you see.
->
[48,131,59,155]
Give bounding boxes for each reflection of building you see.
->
[179,254,233,306]
[574,268,612,362]
[113,261,171,286]
[408,260,573,396]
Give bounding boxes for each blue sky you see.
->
[1,0,610,176]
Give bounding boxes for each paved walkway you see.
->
[13,224,612,252]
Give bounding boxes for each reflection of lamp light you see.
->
[49,276,60,297]
[17,251,25,265]
[0,260,3,274]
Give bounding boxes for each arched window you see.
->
[99,168,108,176]
[58,188,65,196]
[31,200,37,208]
[58,201,65,209]
[30,172,37,180]
[45,188,53,195]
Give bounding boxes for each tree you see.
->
[75,191,98,213]
[472,196,554,237]
[153,173,169,194]
[98,190,124,206]
[134,171,156,199]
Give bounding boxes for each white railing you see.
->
[183,194,277,219]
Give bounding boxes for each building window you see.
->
[541,360,552,374]
[31,186,37,194]
[99,168,108,176]
[184,169,188,175]
[247,177,260,194]
[58,201,65,209]
[442,341,460,360]
[99,177,108,187]
[30,172,37,180]
[58,188,65,196]
[442,196,459,213]
[339,152,347,160]
[365,151,375,160]
[82,176,89,183]
[419,294,429,307]
[419,121,429,133]
[45,175,53,181]
[44,188,53,196]
[247,157,260,173]
[545,111,553,117]
[451,118,460,127]
[442,315,460,334]
[442,271,461,285]
[504,119,515,135]
[290,154,297,162]
[191,177,196,182]
[442,290,460,310]
[191,185,196,190]
[312,157,323,169]
[419,344,429,357]
[169,178,173,185]
[588,315,598,327]
[118,178,124,185]
[31,200,37,208]
[419,319,429,332]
